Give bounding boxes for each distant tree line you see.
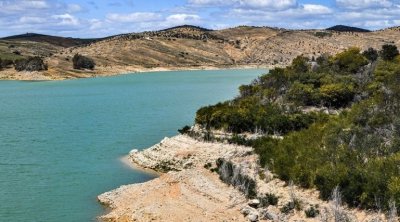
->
[0,53,96,72]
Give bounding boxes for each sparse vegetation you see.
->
[305,206,320,218]
[258,193,278,207]
[380,44,399,61]
[178,125,191,134]
[314,32,332,38]
[14,57,47,71]
[72,54,95,70]
[363,47,379,62]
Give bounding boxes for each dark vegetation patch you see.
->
[326,25,370,33]
[195,44,400,211]
[14,57,47,71]
[1,33,101,47]
[72,54,95,70]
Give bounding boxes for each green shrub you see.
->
[305,206,320,218]
[72,54,95,70]
[178,125,191,134]
[332,47,368,73]
[14,57,47,72]
[194,48,400,212]
[1,58,14,68]
[380,44,399,61]
[281,198,302,214]
[363,47,378,62]
[259,193,279,207]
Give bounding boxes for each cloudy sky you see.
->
[1,0,400,38]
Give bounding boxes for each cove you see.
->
[0,69,265,222]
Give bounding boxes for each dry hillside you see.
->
[1,25,400,80]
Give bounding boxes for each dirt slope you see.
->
[1,25,400,80]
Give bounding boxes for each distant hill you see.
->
[1,33,102,47]
[1,24,400,80]
[326,25,370,33]
[160,25,213,32]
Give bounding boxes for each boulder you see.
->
[247,213,258,222]
[248,199,260,208]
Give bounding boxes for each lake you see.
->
[0,69,265,222]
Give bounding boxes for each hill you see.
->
[1,33,101,47]
[326,25,370,32]
[0,25,400,80]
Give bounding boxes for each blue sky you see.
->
[1,0,400,38]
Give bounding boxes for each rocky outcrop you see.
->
[99,135,387,222]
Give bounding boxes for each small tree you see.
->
[1,59,13,68]
[380,44,399,61]
[14,57,47,72]
[363,47,379,62]
[72,54,95,70]
[291,56,309,73]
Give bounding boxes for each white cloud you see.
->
[67,4,82,13]
[26,0,49,9]
[239,0,297,10]
[189,0,297,10]
[106,12,162,23]
[336,0,394,9]
[302,4,333,14]
[164,14,201,27]
[89,19,103,30]
[19,16,45,24]
[52,14,80,26]
[188,0,228,6]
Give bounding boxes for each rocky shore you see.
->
[98,135,386,222]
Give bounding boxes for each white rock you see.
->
[247,213,259,222]
[248,199,260,208]
[129,149,139,155]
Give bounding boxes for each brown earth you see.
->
[1,25,400,80]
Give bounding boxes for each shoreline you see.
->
[98,135,386,222]
[0,64,272,81]
[119,155,161,177]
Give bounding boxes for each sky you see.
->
[0,0,400,38]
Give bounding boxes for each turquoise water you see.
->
[0,69,265,222]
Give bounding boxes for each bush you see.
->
[14,57,47,72]
[332,47,368,73]
[178,125,191,134]
[72,54,95,70]
[281,199,302,214]
[363,47,378,62]
[194,48,400,212]
[1,59,14,68]
[305,206,320,218]
[380,44,399,61]
[259,193,279,207]
[290,56,309,73]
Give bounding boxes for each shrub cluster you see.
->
[14,57,47,72]
[196,47,373,134]
[195,45,400,211]
[72,54,95,70]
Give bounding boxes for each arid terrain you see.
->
[1,25,400,80]
[98,135,387,222]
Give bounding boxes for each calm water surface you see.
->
[0,69,265,222]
